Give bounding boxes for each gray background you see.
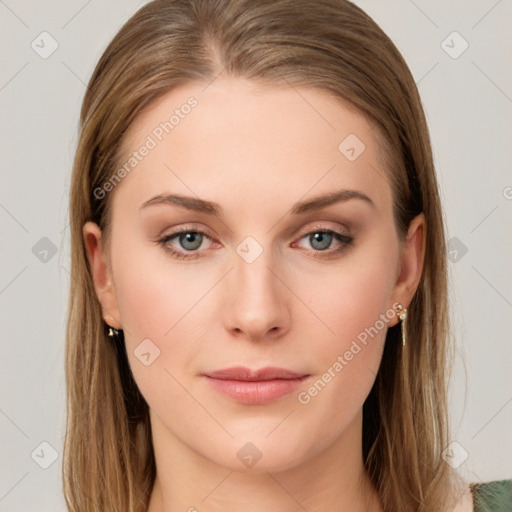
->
[1,0,511,510]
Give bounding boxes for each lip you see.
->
[202,366,310,405]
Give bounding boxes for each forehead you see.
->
[112,76,392,218]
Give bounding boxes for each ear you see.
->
[389,213,426,323]
[82,221,122,329]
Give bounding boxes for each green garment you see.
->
[471,479,512,512]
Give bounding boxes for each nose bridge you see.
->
[235,244,277,298]
[223,235,289,339]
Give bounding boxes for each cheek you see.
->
[292,241,398,407]
[111,263,198,416]
[297,240,398,350]
[110,241,222,393]
[111,232,209,338]
[113,263,178,339]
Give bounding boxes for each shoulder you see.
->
[470,479,512,512]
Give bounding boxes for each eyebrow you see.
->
[139,189,374,216]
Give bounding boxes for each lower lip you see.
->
[204,376,309,405]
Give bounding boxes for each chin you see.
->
[201,428,318,474]
[215,446,306,474]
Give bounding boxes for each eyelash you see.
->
[157,225,354,261]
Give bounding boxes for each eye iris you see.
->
[179,232,202,250]
[310,232,332,250]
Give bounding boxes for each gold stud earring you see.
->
[395,303,408,347]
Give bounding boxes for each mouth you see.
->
[202,366,311,405]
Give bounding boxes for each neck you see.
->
[146,409,383,512]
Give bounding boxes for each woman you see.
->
[63,0,511,511]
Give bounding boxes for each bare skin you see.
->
[83,76,429,511]
[453,487,474,512]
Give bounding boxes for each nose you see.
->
[222,246,291,343]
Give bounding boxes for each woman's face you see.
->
[84,76,424,472]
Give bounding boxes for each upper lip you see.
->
[203,366,309,381]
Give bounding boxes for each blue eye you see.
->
[158,226,353,260]
[309,231,333,251]
[176,232,203,251]
[297,229,354,259]
[158,229,210,260]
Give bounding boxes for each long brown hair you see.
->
[63,1,466,510]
